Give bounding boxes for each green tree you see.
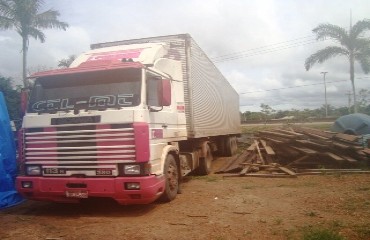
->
[358,88,370,114]
[58,54,76,68]
[304,19,370,113]
[0,75,20,120]
[335,106,351,116]
[0,0,68,87]
[358,88,369,106]
[260,103,275,123]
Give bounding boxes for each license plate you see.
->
[44,168,66,175]
[65,190,88,198]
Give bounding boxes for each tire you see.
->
[159,154,179,202]
[225,136,238,157]
[217,137,226,156]
[231,136,238,155]
[198,144,213,175]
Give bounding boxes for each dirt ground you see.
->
[1,157,370,240]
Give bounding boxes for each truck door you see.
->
[147,76,178,140]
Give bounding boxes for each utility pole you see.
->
[320,72,328,117]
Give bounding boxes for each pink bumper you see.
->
[16,175,165,205]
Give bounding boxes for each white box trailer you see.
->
[90,34,240,138]
[17,34,240,205]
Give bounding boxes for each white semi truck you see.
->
[16,34,240,204]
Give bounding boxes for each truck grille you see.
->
[24,124,136,175]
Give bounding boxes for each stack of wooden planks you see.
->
[216,126,370,177]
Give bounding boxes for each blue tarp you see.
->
[0,92,23,209]
[331,113,370,135]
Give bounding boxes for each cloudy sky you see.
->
[0,0,369,112]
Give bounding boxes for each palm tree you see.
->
[305,19,370,113]
[0,0,68,87]
[58,55,76,68]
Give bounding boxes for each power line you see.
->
[239,76,369,95]
[211,35,328,63]
[239,79,348,94]
[214,40,318,63]
[211,35,315,60]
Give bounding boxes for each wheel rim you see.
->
[167,161,178,191]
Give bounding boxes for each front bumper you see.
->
[16,175,165,205]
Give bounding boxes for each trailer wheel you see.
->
[217,137,226,156]
[225,136,237,157]
[198,144,213,175]
[159,154,179,202]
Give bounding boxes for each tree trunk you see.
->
[22,36,28,88]
[349,53,357,113]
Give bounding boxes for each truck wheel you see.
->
[159,154,179,202]
[198,144,213,175]
[217,137,226,156]
[231,136,238,155]
[225,136,238,157]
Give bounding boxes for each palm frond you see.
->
[355,43,370,74]
[305,46,349,70]
[0,0,15,29]
[35,9,68,30]
[0,15,15,29]
[351,19,370,39]
[33,0,44,13]
[357,56,370,74]
[313,23,349,45]
[353,38,370,53]
[28,27,45,42]
[0,0,13,15]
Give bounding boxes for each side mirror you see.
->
[158,79,171,106]
[20,89,29,117]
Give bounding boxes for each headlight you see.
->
[26,165,41,176]
[124,165,141,175]
[22,181,33,188]
[125,182,141,190]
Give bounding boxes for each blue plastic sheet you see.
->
[0,92,23,209]
[331,113,370,135]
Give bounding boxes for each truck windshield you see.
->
[28,68,142,113]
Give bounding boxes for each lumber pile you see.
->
[215,139,277,174]
[257,126,368,168]
[216,127,370,177]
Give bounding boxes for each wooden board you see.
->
[278,166,297,177]
[325,152,345,161]
[275,129,306,138]
[240,173,296,178]
[254,140,265,164]
[258,130,298,139]
[291,146,317,155]
[302,132,330,141]
[247,142,257,151]
[293,126,334,138]
[260,140,276,155]
[260,136,284,144]
[286,155,310,167]
[239,166,251,176]
[362,148,370,155]
[334,133,360,142]
[296,140,327,149]
[342,155,358,163]
[332,142,351,150]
